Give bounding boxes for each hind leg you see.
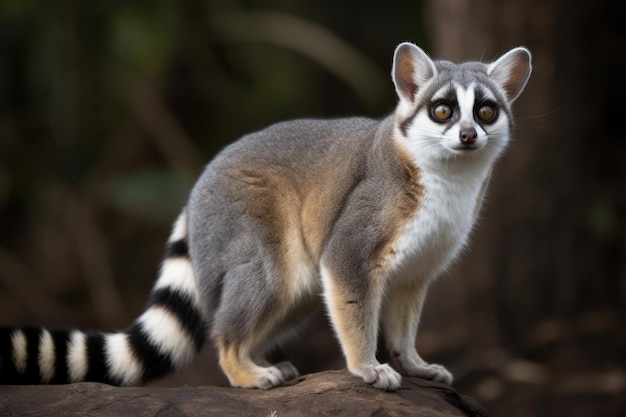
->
[216,313,301,389]
[216,316,302,389]
[218,341,298,389]
[248,309,321,386]
[212,258,303,389]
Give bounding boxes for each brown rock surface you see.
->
[0,370,492,417]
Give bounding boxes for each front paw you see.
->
[399,361,453,385]
[390,351,453,384]
[350,363,402,391]
[414,362,453,384]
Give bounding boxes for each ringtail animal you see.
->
[0,42,531,391]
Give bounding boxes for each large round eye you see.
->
[477,104,496,122]
[431,103,453,122]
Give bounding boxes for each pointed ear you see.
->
[487,47,532,103]
[392,42,437,103]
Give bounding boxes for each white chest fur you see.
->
[389,163,488,282]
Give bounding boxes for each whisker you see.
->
[516,107,560,120]
[480,38,490,62]
[531,125,562,134]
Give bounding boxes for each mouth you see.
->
[450,144,481,153]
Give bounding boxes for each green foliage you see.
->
[108,1,180,77]
[105,168,190,225]
[588,195,619,240]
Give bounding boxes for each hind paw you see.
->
[251,362,300,389]
[275,361,300,381]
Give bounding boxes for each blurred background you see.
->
[0,0,624,415]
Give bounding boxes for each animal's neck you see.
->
[393,133,494,191]
[425,156,492,187]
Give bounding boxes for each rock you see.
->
[0,369,492,417]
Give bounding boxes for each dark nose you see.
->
[459,126,478,145]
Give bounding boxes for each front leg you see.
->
[320,266,401,391]
[382,279,453,384]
